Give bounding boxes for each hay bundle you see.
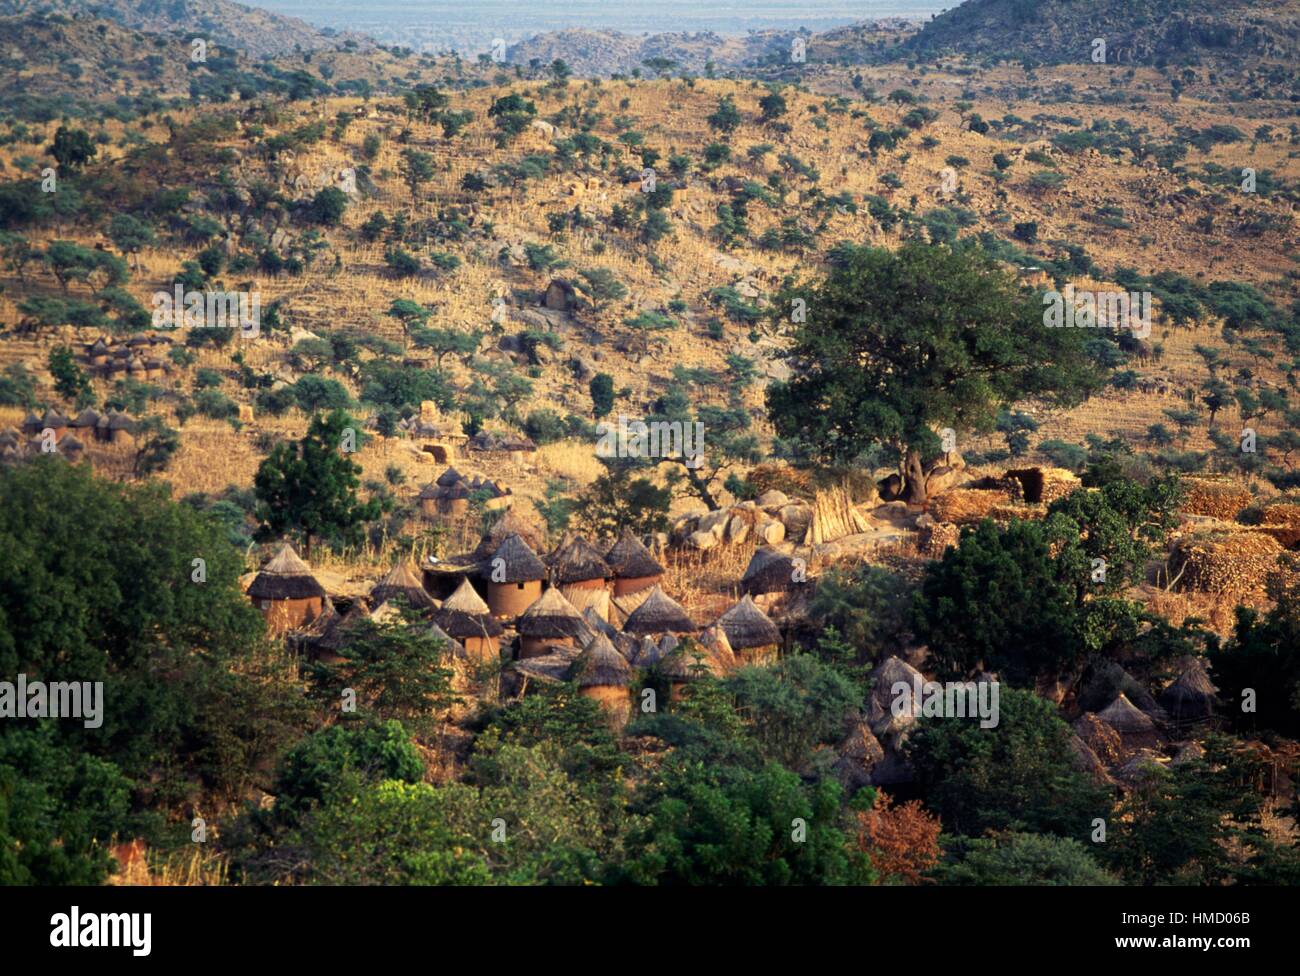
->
[1257,502,1300,548]
[804,484,872,544]
[1169,531,1283,596]
[1179,477,1252,520]
[929,488,1013,524]
[988,503,1047,522]
[919,522,961,558]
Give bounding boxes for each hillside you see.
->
[905,0,1300,68]
[0,0,363,57]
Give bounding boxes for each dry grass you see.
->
[536,439,603,485]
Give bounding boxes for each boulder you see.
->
[778,504,812,541]
[687,530,718,551]
[724,514,750,544]
[757,518,785,545]
[697,509,731,539]
[756,489,789,509]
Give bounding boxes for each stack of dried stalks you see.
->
[1169,530,1283,597]
[929,487,1014,524]
[1179,477,1253,520]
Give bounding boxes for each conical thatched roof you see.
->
[605,528,663,579]
[659,639,724,681]
[549,535,612,585]
[1097,693,1158,732]
[571,633,632,688]
[564,586,611,621]
[313,601,370,653]
[740,547,801,594]
[513,646,581,684]
[517,587,590,640]
[472,507,545,560]
[716,594,780,650]
[484,532,547,583]
[247,544,327,600]
[622,585,695,635]
[436,466,464,487]
[41,408,68,428]
[71,408,101,428]
[428,621,466,660]
[582,607,619,641]
[1159,661,1218,722]
[433,578,504,638]
[370,560,436,610]
[697,624,738,673]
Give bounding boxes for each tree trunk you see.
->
[903,447,928,507]
[683,463,718,511]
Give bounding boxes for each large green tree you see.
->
[254,409,383,557]
[768,243,1106,504]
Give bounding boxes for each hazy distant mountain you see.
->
[904,0,1300,66]
[0,0,366,57]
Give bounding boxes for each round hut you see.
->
[70,408,101,432]
[1159,661,1218,723]
[433,578,504,663]
[571,633,633,725]
[370,559,437,614]
[87,338,110,366]
[40,409,68,441]
[308,600,370,664]
[716,594,781,663]
[549,534,612,591]
[59,433,85,460]
[516,586,590,658]
[604,528,664,596]
[472,507,547,563]
[622,585,695,637]
[740,546,803,596]
[247,544,328,635]
[658,638,725,700]
[483,532,548,618]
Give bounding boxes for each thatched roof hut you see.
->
[571,633,632,689]
[512,647,581,685]
[1095,693,1163,751]
[833,719,886,790]
[548,535,612,588]
[1159,660,1218,723]
[473,507,546,560]
[370,560,436,611]
[70,408,101,429]
[564,586,611,622]
[484,533,547,584]
[433,578,505,640]
[1071,712,1125,767]
[247,544,327,601]
[697,624,738,674]
[436,466,464,487]
[716,594,780,651]
[605,528,664,594]
[583,606,620,641]
[622,585,695,635]
[310,601,371,660]
[517,587,590,642]
[428,621,466,660]
[740,547,802,595]
[658,639,726,682]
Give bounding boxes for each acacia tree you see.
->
[254,409,383,557]
[768,243,1106,505]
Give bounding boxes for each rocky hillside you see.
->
[904,0,1300,67]
[0,0,363,57]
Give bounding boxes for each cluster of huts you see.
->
[244,506,789,726]
[833,653,1224,792]
[1,408,137,463]
[418,466,511,518]
[83,334,172,380]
